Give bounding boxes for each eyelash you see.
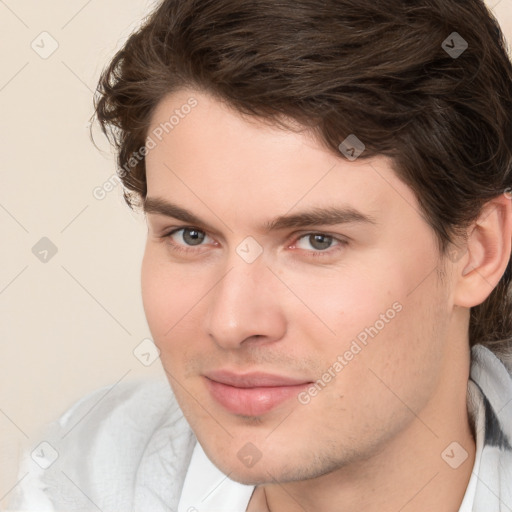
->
[159,227,348,259]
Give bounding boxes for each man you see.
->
[9,0,512,510]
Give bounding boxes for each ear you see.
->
[453,191,512,308]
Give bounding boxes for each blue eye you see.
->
[161,227,347,259]
[173,228,206,246]
[292,233,349,258]
[162,227,214,254]
[295,233,337,251]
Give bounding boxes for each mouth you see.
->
[203,371,313,416]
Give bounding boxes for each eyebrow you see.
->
[143,197,378,232]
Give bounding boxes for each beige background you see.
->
[0,0,511,506]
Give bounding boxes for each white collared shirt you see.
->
[177,443,254,512]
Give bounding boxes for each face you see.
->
[141,88,454,485]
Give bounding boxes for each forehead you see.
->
[144,89,419,230]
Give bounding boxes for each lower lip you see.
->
[205,378,310,416]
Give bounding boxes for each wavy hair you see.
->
[93,0,512,368]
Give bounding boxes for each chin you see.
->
[206,442,341,486]
[226,470,272,486]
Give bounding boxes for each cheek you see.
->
[294,245,448,392]
[141,252,170,337]
[299,287,449,453]
[141,246,202,343]
[281,261,403,358]
[334,274,449,418]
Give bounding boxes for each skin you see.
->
[141,88,512,512]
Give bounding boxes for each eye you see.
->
[172,227,207,246]
[291,233,347,257]
[296,233,335,251]
[163,227,216,254]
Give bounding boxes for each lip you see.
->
[204,371,312,416]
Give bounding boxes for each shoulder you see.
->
[8,377,197,512]
[467,345,512,508]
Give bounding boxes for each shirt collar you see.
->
[178,440,255,512]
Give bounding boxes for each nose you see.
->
[205,256,287,350]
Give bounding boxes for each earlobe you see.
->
[454,193,512,308]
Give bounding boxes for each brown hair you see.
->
[93,0,512,367]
